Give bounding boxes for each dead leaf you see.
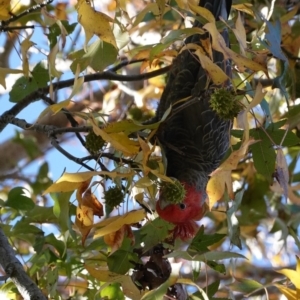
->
[75,205,93,245]
[104,224,135,253]
[82,188,104,218]
[55,2,68,20]
[21,35,35,78]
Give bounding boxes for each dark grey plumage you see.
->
[154,0,232,198]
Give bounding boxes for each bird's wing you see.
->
[155,0,232,189]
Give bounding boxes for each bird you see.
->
[154,0,233,240]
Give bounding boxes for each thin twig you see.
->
[50,136,94,171]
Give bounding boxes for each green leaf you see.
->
[192,280,220,299]
[9,62,49,102]
[52,191,73,232]
[107,249,138,274]
[206,261,226,275]
[13,221,43,235]
[250,128,276,182]
[31,62,49,88]
[266,129,299,147]
[6,187,35,211]
[166,250,245,261]
[13,131,41,159]
[25,206,57,223]
[45,233,66,258]
[194,251,246,261]
[141,277,172,300]
[100,283,125,300]
[70,40,118,73]
[227,190,244,249]
[189,226,226,252]
[9,76,38,103]
[139,218,173,251]
[32,162,52,194]
[48,21,77,48]
[231,278,263,293]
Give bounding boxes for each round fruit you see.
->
[104,186,124,207]
[85,130,105,154]
[159,179,186,205]
[209,88,242,120]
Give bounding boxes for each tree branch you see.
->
[0,228,47,300]
[0,64,170,133]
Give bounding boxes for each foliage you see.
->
[0,0,300,299]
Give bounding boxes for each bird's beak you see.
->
[158,198,171,210]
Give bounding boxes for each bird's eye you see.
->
[178,203,186,210]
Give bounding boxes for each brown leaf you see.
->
[82,188,104,218]
[104,225,135,253]
[55,3,68,20]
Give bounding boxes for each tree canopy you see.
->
[0,0,300,299]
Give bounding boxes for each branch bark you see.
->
[0,228,47,300]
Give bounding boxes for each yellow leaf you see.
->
[245,82,266,112]
[296,256,300,274]
[0,0,11,21]
[207,139,257,202]
[76,0,117,49]
[77,205,94,226]
[70,64,84,99]
[57,171,99,183]
[203,22,267,73]
[188,1,215,23]
[232,12,247,56]
[93,125,139,156]
[277,268,300,289]
[43,181,81,194]
[43,171,99,194]
[85,265,142,300]
[21,36,35,78]
[0,68,23,89]
[48,42,63,78]
[36,99,71,123]
[94,210,146,238]
[232,3,254,17]
[195,49,229,85]
[274,284,298,300]
[206,171,233,207]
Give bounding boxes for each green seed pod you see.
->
[160,179,186,204]
[209,88,242,120]
[129,107,144,121]
[104,186,124,208]
[85,130,105,154]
